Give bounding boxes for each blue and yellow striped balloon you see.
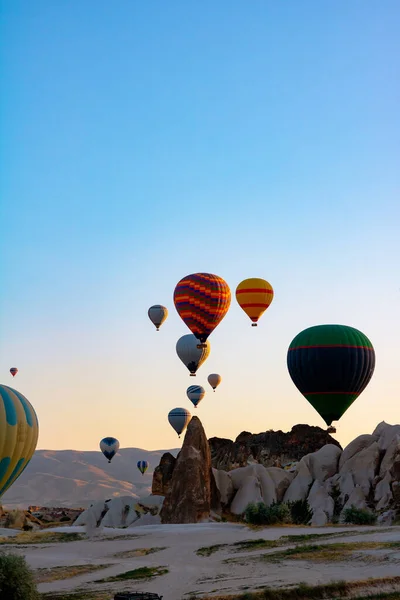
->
[137,460,149,475]
[0,385,39,499]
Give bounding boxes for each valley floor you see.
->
[1,523,400,600]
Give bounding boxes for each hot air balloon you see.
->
[208,373,221,392]
[287,324,375,427]
[137,460,149,475]
[236,278,274,326]
[9,368,18,377]
[0,385,39,499]
[176,334,210,376]
[186,385,205,408]
[100,437,120,463]
[173,273,231,346]
[148,305,168,331]
[168,407,191,438]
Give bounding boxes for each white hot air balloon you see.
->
[100,437,120,463]
[176,334,210,376]
[208,373,222,391]
[168,407,192,438]
[186,385,205,408]
[148,305,168,331]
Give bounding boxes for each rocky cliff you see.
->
[209,424,341,471]
[160,416,220,524]
[76,420,400,529]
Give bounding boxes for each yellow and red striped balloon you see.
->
[235,278,274,326]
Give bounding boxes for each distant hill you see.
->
[1,447,178,509]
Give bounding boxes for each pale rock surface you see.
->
[283,457,313,503]
[251,465,277,506]
[308,480,334,526]
[377,424,400,451]
[74,500,107,526]
[265,467,294,502]
[101,496,139,528]
[380,435,400,479]
[339,441,380,496]
[339,434,378,470]
[375,472,393,511]
[338,471,356,504]
[373,421,389,438]
[212,468,234,506]
[341,486,368,519]
[230,475,262,515]
[377,509,397,525]
[130,513,162,527]
[309,444,342,481]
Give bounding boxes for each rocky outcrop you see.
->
[152,452,176,496]
[76,420,400,529]
[209,424,341,471]
[160,416,220,524]
[74,494,164,529]
[211,421,400,525]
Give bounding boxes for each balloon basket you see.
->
[251,323,258,327]
[196,343,207,349]
[327,426,337,434]
[190,373,196,377]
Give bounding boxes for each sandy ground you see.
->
[2,523,400,599]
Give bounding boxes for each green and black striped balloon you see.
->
[287,324,375,426]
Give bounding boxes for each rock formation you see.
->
[160,416,220,524]
[74,494,164,529]
[152,452,176,496]
[209,424,341,470]
[152,420,399,527]
[75,420,400,529]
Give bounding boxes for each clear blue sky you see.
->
[1,1,399,452]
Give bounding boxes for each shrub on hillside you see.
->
[0,551,39,600]
[287,499,313,525]
[342,505,376,525]
[245,501,292,525]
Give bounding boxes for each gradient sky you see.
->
[1,1,399,453]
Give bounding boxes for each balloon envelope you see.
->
[174,273,231,343]
[100,437,120,462]
[287,324,375,426]
[176,334,210,376]
[236,278,274,325]
[9,368,18,377]
[137,460,149,475]
[168,407,192,437]
[0,385,39,499]
[208,373,222,391]
[186,385,206,408]
[148,305,168,331]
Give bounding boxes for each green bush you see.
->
[245,501,292,525]
[0,551,39,600]
[342,505,376,525]
[287,499,313,525]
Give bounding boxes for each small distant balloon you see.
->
[186,385,205,408]
[9,368,18,377]
[207,373,221,392]
[148,305,168,331]
[176,334,210,376]
[168,407,192,438]
[137,460,149,475]
[100,437,120,463]
[236,278,274,326]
